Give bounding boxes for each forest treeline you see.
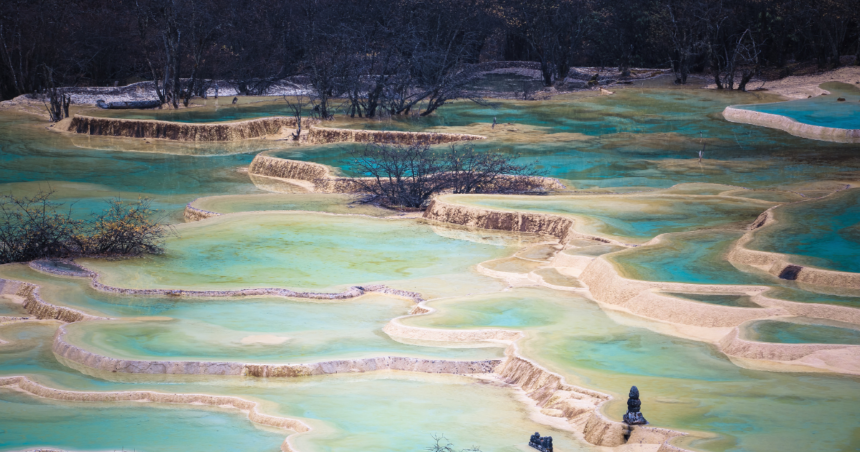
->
[1,0,858,104]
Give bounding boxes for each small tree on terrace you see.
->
[283,94,308,140]
[0,191,170,264]
[348,143,547,209]
[445,145,546,194]
[83,197,168,256]
[0,191,82,263]
[349,142,449,209]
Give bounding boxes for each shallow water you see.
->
[742,318,860,345]
[60,292,503,363]
[735,82,860,129]
[446,192,771,243]
[748,187,860,273]
[0,388,288,452]
[609,230,765,285]
[0,322,584,452]
[79,213,515,291]
[193,193,393,217]
[264,86,860,189]
[89,99,299,123]
[662,292,761,308]
[405,287,860,452]
[3,80,860,452]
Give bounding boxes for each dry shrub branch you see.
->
[348,142,546,209]
[0,190,171,264]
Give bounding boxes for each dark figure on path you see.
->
[528,432,553,452]
[492,117,497,129]
[622,385,648,425]
[232,97,238,105]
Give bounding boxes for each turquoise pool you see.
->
[748,188,860,273]
[735,82,860,130]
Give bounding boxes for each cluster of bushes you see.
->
[348,143,547,209]
[0,191,169,264]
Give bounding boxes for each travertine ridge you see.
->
[306,126,485,145]
[727,201,860,290]
[0,277,107,323]
[28,259,425,303]
[246,155,565,196]
[422,198,627,246]
[67,115,310,142]
[0,375,310,452]
[718,326,860,375]
[723,106,860,143]
[382,297,691,450]
[52,323,502,377]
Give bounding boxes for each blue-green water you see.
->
[0,389,288,452]
[609,230,766,285]
[3,80,860,452]
[78,213,515,291]
[749,188,860,273]
[736,82,860,129]
[237,88,859,190]
[743,318,860,345]
[662,292,761,308]
[405,287,860,452]
[0,321,585,452]
[445,193,770,243]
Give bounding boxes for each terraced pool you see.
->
[2,78,860,452]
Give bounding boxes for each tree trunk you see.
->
[539,57,552,86]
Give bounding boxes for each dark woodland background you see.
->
[1,0,858,101]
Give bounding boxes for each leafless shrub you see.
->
[348,142,449,209]
[283,94,308,140]
[426,434,481,452]
[445,145,546,194]
[348,142,547,209]
[0,190,170,264]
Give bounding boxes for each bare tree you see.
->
[445,145,546,194]
[135,0,182,107]
[504,0,591,86]
[348,142,449,209]
[181,0,220,106]
[0,190,169,264]
[658,0,705,84]
[41,66,70,122]
[283,94,308,140]
[348,143,548,209]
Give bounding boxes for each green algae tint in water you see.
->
[79,212,515,291]
[268,374,589,452]
[277,86,860,189]
[193,193,393,217]
[0,322,585,452]
[447,193,771,243]
[748,188,860,273]
[0,112,270,219]
[742,318,860,345]
[609,230,767,285]
[60,293,503,364]
[0,389,286,452]
[405,287,860,452]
